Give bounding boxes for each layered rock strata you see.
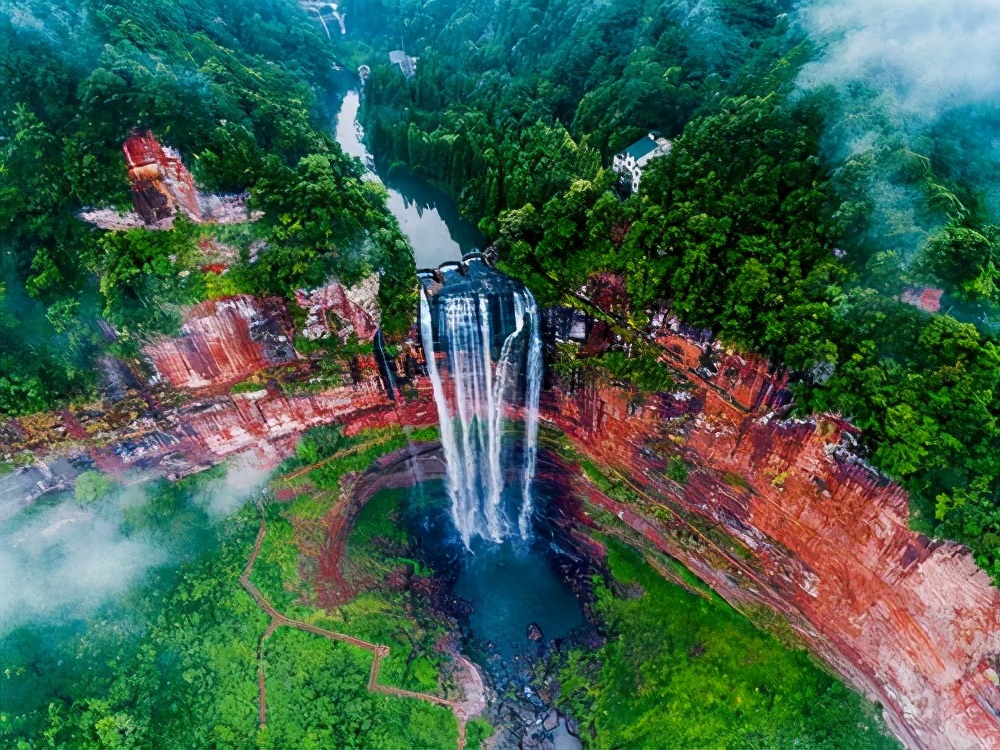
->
[145,296,295,390]
[5,292,1000,749]
[123,128,202,224]
[543,321,1000,750]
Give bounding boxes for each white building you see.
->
[389,50,418,78]
[612,133,672,193]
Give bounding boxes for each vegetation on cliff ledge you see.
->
[0,426,464,749]
[5,0,999,585]
[556,537,900,749]
[0,0,415,417]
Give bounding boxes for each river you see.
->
[333,89,485,269]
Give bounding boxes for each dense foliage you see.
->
[347,0,791,235]
[0,0,415,416]
[557,538,899,748]
[0,471,265,747]
[337,0,1000,584]
[0,427,462,749]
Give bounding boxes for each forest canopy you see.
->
[0,0,415,416]
[0,1,995,748]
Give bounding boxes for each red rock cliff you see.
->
[123,129,202,224]
[9,290,1000,749]
[145,296,295,390]
[544,324,1000,750]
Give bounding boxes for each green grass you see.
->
[327,486,451,694]
[556,537,901,750]
[406,425,440,443]
[230,379,267,395]
[251,509,307,610]
[348,487,409,555]
[285,489,335,521]
[579,458,644,505]
[260,627,457,750]
[595,529,717,600]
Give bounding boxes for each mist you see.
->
[0,500,168,631]
[798,1,1000,119]
[201,463,272,518]
[795,0,1000,263]
[0,461,270,633]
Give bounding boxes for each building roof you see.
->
[622,136,660,161]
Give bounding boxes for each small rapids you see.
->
[418,256,544,548]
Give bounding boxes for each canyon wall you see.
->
[145,296,295,390]
[6,292,1000,749]
[543,322,1000,750]
[0,377,441,485]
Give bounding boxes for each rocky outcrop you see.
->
[0,458,82,521]
[901,286,944,314]
[81,130,259,230]
[7,283,1000,749]
[543,317,1000,750]
[145,296,295,390]
[124,128,203,224]
[295,275,381,342]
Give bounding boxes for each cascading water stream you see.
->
[418,259,543,549]
[520,288,543,538]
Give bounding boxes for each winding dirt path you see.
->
[240,500,468,749]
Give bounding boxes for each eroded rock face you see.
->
[145,296,294,390]
[79,130,258,231]
[7,284,1000,749]
[544,322,1000,750]
[295,275,381,342]
[123,128,202,224]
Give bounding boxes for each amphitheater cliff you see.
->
[2,294,998,750]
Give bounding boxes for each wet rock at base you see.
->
[565,717,580,737]
[542,710,559,732]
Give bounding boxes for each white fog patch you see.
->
[201,463,272,518]
[793,0,1000,256]
[798,0,1000,118]
[0,499,168,631]
[0,461,271,633]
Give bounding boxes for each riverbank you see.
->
[330,83,485,269]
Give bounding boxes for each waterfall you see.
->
[420,288,470,544]
[419,262,543,549]
[519,288,542,538]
